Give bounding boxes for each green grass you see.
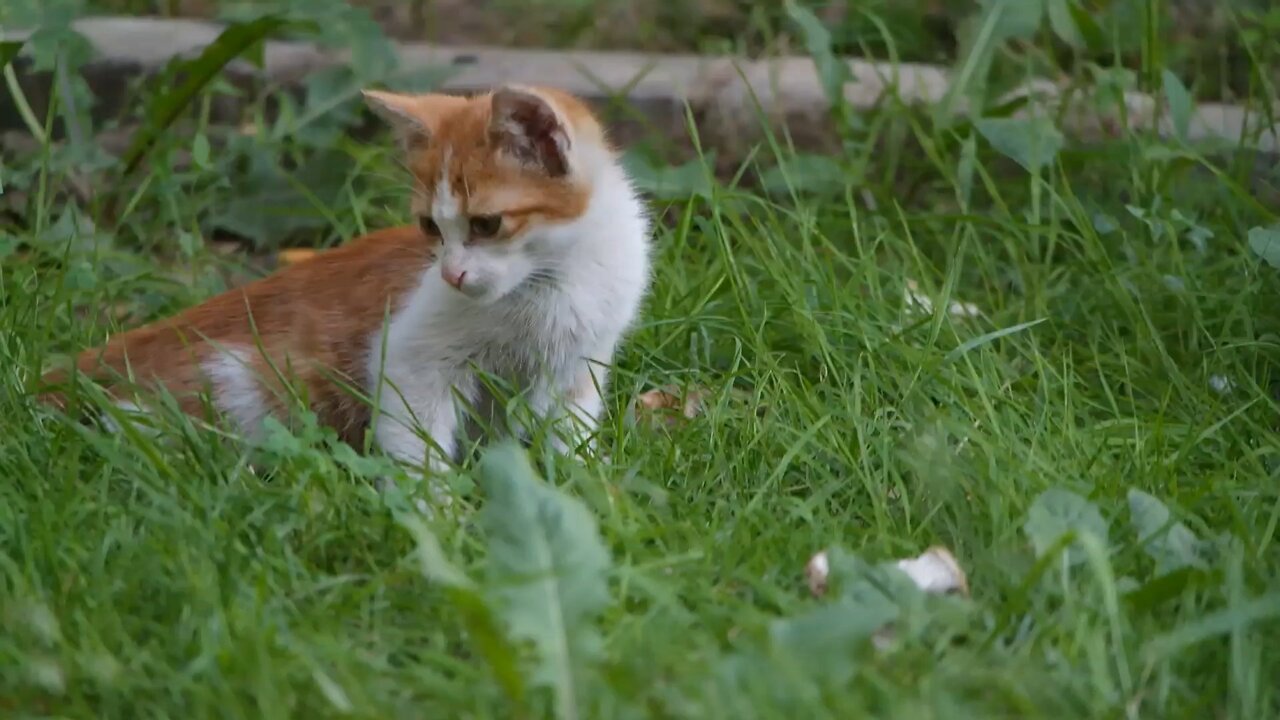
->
[4,4,1280,719]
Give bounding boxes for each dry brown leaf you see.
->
[278,248,319,266]
[634,385,709,426]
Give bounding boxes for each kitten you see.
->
[39,84,653,485]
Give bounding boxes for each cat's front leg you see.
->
[372,368,474,508]
[535,363,607,459]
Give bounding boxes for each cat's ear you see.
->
[363,90,464,151]
[488,87,570,177]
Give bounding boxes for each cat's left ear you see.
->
[489,87,571,177]
[363,90,465,151]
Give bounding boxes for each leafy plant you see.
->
[1023,487,1110,567]
[119,15,289,176]
[975,116,1064,174]
[400,443,612,720]
[1248,225,1280,269]
[1127,489,1210,575]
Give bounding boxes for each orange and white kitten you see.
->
[41,85,652,486]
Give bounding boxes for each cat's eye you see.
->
[469,215,502,239]
[419,216,441,237]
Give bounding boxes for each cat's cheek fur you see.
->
[440,243,534,304]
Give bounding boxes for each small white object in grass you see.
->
[804,545,968,598]
[894,546,969,596]
[904,279,982,319]
[904,279,934,315]
[805,550,830,596]
[946,300,983,318]
[1209,375,1235,395]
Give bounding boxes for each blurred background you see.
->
[88,0,1277,100]
[0,0,1276,306]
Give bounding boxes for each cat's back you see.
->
[43,225,436,418]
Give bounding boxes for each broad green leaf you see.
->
[1247,225,1280,269]
[287,63,455,147]
[622,152,714,200]
[1161,70,1194,141]
[21,11,93,73]
[975,116,1064,174]
[1023,488,1109,566]
[1046,0,1083,47]
[191,133,211,168]
[121,16,289,176]
[1127,490,1208,574]
[478,442,611,720]
[209,144,354,247]
[768,599,893,684]
[984,0,1045,40]
[759,154,849,195]
[785,1,848,108]
[1066,0,1107,49]
[282,65,364,145]
[398,512,527,706]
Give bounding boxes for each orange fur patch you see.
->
[40,226,436,446]
[401,88,601,237]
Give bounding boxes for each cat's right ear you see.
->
[362,90,463,151]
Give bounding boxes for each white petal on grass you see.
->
[805,546,968,598]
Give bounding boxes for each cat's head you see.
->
[363,85,612,304]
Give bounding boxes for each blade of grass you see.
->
[119,16,290,177]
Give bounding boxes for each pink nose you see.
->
[442,266,467,290]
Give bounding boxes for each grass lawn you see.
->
[3,4,1280,719]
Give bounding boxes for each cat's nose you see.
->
[442,266,467,291]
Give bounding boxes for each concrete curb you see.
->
[3,16,1277,160]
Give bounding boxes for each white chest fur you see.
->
[367,167,651,473]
